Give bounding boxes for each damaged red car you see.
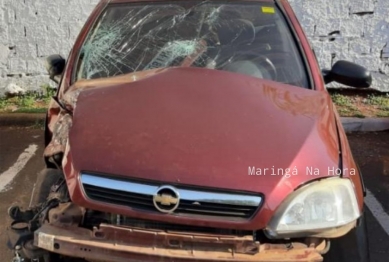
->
[8,0,373,261]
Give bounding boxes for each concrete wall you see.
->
[289,0,389,91]
[0,0,388,96]
[0,0,99,96]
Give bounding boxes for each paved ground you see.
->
[347,131,389,261]
[0,127,44,261]
[0,127,388,261]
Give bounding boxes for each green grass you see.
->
[13,108,48,114]
[364,94,389,116]
[331,93,353,107]
[365,94,389,106]
[331,92,389,118]
[0,84,55,113]
[19,95,35,107]
[331,93,364,117]
[377,111,389,117]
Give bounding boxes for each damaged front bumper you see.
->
[34,223,324,262]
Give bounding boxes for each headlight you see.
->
[266,178,360,239]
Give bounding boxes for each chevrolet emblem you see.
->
[153,186,180,213]
[154,193,179,206]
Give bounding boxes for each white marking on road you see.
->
[0,144,38,192]
[365,189,389,236]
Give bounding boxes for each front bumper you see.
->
[34,223,324,262]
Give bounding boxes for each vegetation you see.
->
[0,84,55,113]
[330,91,389,118]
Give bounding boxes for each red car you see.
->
[8,0,372,261]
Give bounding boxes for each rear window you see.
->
[75,1,310,88]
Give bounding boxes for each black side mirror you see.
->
[44,54,65,84]
[322,60,372,88]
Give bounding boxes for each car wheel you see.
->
[30,168,64,206]
[323,207,370,262]
[30,169,86,262]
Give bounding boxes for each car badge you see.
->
[153,186,180,214]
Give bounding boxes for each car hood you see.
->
[65,67,339,203]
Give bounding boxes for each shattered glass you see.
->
[75,1,309,88]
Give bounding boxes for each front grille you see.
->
[84,184,154,210]
[178,200,256,218]
[81,173,262,221]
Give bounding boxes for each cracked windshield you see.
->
[76,1,309,88]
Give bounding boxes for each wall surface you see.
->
[0,0,388,96]
[289,0,389,91]
[0,0,100,96]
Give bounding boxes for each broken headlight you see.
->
[266,178,360,239]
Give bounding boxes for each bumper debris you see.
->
[34,223,323,262]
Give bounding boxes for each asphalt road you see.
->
[0,126,388,262]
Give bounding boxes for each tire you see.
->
[30,169,86,262]
[323,208,370,262]
[30,168,63,206]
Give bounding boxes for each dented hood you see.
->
[66,67,339,196]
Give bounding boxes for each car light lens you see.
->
[266,178,360,238]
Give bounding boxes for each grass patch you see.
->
[0,84,55,113]
[377,111,389,117]
[365,94,389,106]
[13,108,48,114]
[331,93,353,107]
[364,93,389,116]
[331,92,364,117]
[330,91,389,118]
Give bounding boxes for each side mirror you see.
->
[44,54,65,84]
[322,60,372,88]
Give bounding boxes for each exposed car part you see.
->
[7,169,72,261]
[33,222,326,262]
